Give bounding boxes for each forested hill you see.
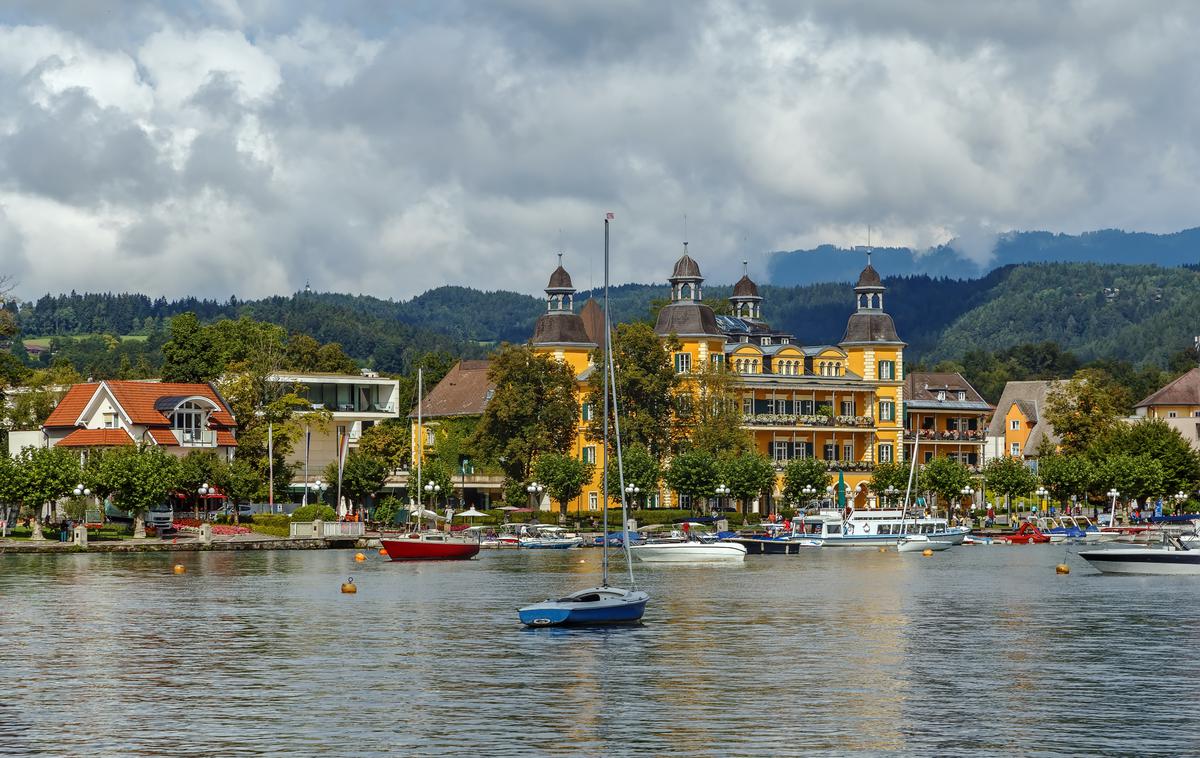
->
[10,261,1200,371]
[768,227,1200,286]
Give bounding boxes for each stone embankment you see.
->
[0,534,372,554]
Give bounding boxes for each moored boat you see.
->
[1080,536,1200,575]
[896,533,952,553]
[1003,522,1051,544]
[630,533,747,562]
[518,586,649,626]
[381,532,481,561]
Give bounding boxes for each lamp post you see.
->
[1034,485,1048,521]
[526,482,544,522]
[197,482,210,521]
[960,485,973,516]
[715,483,729,516]
[1175,491,1187,516]
[1107,488,1120,527]
[801,485,815,510]
[71,483,91,527]
[884,485,898,508]
[421,481,441,531]
[625,483,641,509]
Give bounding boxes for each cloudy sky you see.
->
[0,1,1196,300]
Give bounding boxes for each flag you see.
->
[605,212,614,220]
[337,426,351,480]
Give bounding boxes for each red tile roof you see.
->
[146,429,176,445]
[57,429,134,447]
[43,380,236,430]
[411,361,495,418]
[215,430,238,447]
[43,383,100,427]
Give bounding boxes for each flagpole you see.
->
[268,421,274,512]
[302,421,310,507]
[416,367,423,531]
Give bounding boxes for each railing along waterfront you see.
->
[289,521,366,539]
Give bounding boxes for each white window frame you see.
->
[1010,442,1021,457]
[1010,419,1020,430]
[878,443,893,463]
[582,446,596,464]
[674,352,691,374]
[879,400,895,422]
[588,492,598,511]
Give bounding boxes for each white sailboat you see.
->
[896,432,952,553]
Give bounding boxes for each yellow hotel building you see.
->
[524,249,907,513]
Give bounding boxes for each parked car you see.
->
[209,503,254,521]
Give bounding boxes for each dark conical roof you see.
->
[732,274,760,298]
[672,253,702,279]
[856,264,882,288]
[840,312,903,345]
[547,265,573,290]
[531,312,596,347]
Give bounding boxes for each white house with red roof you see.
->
[8,380,238,459]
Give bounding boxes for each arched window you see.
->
[681,283,692,300]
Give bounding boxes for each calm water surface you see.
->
[2,545,1199,756]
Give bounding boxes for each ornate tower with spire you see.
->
[654,244,723,340]
[530,255,596,371]
[730,260,763,320]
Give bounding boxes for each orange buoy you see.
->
[354,552,365,562]
[1056,563,1070,574]
[341,577,357,594]
[173,564,186,574]
[378,547,388,556]
[922,548,933,557]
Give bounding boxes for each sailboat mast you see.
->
[601,217,611,586]
[417,367,423,531]
[900,433,919,535]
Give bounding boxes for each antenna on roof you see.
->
[867,225,873,267]
[557,251,563,267]
[743,260,749,276]
[683,213,688,252]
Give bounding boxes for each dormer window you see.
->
[956,391,966,401]
[761,337,770,346]
[781,338,789,345]
[936,390,946,401]
[170,401,210,444]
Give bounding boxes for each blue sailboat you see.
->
[518,216,649,627]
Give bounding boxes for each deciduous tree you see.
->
[95,445,181,538]
[782,458,831,505]
[325,451,389,513]
[1044,369,1131,455]
[718,452,776,513]
[603,442,661,506]
[1037,454,1095,504]
[983,456,1038,508]
[664,450,719,510]
[472,343,578,484]
[14,446,79,540]
[533,452,594,515]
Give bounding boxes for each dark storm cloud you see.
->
[0,1,1196,298]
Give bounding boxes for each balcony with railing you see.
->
[173,428,216,447]
[742,414,878,429]
[904,429,986,443]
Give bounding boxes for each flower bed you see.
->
[171,519,251,536]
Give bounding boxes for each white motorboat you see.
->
[630,537,747,562]
[1080,536,1200,575]
[896,534,952,553]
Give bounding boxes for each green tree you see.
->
[1089,419,1200,496]
[983,456,1038,510]
[14,446,80,540]
[177,450,229,519]
[868,461,911,505]
[718,452,776,513]
[95,445,181,538]
[781,458,831,505]
[586,322,681,462]
[1044,369,1131,455]
[603,442,661,507]
[920,456,974,510]
[664,450,719,511]
[357,419,410,471]
[685,363,752,456]
[325,451,389,514]
[408,460,453,509]
[532,452,594,515]
[160,312,222,383]
[1094,453,1165,504]
[1037,454,1095,504]
[472,343,578,484]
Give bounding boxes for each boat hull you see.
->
[1080,549,1200,575]
[897,536,952,553]
[729,537,822,555]
[381,538,481,562]
[518,587,649,626]
[629,542,747,562]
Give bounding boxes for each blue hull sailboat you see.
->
[518,215,649,627]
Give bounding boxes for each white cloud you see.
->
[0,1,1197,300]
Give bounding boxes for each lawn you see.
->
[23,334,149,347]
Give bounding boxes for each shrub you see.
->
[373,497,407,526]
[290,504,336,522]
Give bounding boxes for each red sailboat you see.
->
[381,532,481,561]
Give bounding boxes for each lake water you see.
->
[2,545,1199,756]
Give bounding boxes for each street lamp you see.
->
[625,483,641,509]
[1175,491,1187,515]
[714,483,729,515]
[72,484,91,497]
[883,485,898,507]
[198,482,210,520]
[526,481,544,517]
[1106,488,1120,526]
[1034,485,1047,518]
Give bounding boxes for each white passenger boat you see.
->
[1080,536,1200,575]
[782,509,965,548]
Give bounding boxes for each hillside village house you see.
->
[417,250,912,514]
[903,372,992,468]
[1132,367,1200,451]
[408,360,505,509]
[7,380,238,459]
[985,380,1064,466]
